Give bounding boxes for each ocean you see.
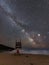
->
[0,44,49,55]
[9,48,49,55]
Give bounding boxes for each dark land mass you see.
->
[0,44,14,52]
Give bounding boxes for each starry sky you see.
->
[0,0,49,48]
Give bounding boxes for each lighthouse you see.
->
[15,40,22,54]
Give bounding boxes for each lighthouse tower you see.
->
[15,40,22,54]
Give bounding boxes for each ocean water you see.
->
[9,49,49,55]
[21,49,49,55]
[0,44,49,55]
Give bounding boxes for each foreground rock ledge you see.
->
[0,53,49,65]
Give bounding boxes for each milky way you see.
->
[0,0,49,48]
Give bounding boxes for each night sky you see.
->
[0,0,49,48]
